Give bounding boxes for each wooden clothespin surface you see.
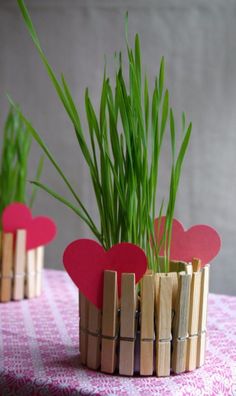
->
[13,229,26,300]
[119,273,136,376]
[86,301,101,370]
[101,270,118,374]
[155,273,172,377]
[197,265,210,368]
[35,246,44,297]
[140,272,154,376]
[1,233,14,302]
[25,249,36,299]
[172,271,191,373]
[79,291,89,365]
[186,270,201,371]
[192,258,201,272]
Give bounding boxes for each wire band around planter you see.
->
[0,230,44,302]
[78,261,210,377]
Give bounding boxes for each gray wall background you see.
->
[1,0,236,295]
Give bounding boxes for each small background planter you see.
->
[0,229,44,302]
[78,260,209,377]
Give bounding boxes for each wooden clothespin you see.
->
[155,273,172,377]
[0,233,14,302]
[101,270,118,374]
[86,301,101,370]
[140,272,154,376]
[185,263,193,275]
[172,272,191,373]
[35,246,44,297]
[79,291,89,365]
[197,265,209,368]
[25,249,36,299]
[119,273,137,376]
[168,272,178,310]
[186,270,201,371]
[13,230,26,300]
[192,258,201,272]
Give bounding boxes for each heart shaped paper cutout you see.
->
[154,217,221,266]
[63,239,147,309]
[2,202,56,250]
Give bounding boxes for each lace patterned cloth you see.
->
[0,269,235,396]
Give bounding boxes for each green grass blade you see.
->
[31,181,102,242]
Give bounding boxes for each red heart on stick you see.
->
[2,202,56,250]
[154,217,221,266]
[63,239,147,309]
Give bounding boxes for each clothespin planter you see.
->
[0,229,44,302]
[78,261,210,376]
[13,4,221,378]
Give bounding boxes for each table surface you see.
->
[0,269,235,396]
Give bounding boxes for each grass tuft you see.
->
[0,105,44,225]
[14,0,192,271]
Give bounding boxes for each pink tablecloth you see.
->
[0,269,235,396]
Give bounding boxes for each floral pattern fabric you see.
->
[0,269,235,396]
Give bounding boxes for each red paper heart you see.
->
[154,217,221,266]
[63,239,147,309]
[2,202,56,250]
